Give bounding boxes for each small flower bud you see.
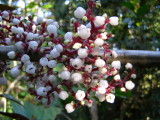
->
[120,87,126,92]
[131,74,136,79]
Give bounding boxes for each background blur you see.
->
[0,0,160,120]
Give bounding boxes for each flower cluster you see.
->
[0,0,136,113]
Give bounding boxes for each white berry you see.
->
[7,51,16,59]
[95,59,105,68]
[99,80,108,88]
[94,38,104,47]
[47,60,57,68]
[55,44,63,53]
[71,57,83,69]
[64,32,72,40]
[71,73,82,82]
[65,103,75,113]
[60,71,71,80]
[125,80,135,90]
[75,90,85,101]
[106,93,115,103]
[94,16,105,26]
[36,87,47,96]
[58,91,69,100]
[26,64,36,74]
[125,63,133,69]
[10,66,20,78]
[21,54,30,63]
[109,16,119,26]
[78,48,88,58]
[78,25,91,39]
[111,61,121,69]
[39,57,48,67]
[74,7,86,18]
[50,48,60,58]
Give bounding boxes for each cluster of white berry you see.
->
[0,0,136,113]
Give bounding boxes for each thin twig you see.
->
[5,75,24,94]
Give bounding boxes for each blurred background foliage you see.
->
[0,0,160,120]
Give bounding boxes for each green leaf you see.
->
[10,101,29,119]
[137,5,149,16]
[42,41,48,47]
[121,2,135,11]
[3,94,62,120]
[115,88,132,98]
[23,102,62,120]
[0,94,21,105]
[0,111,29,120]
[53,63,64,72]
